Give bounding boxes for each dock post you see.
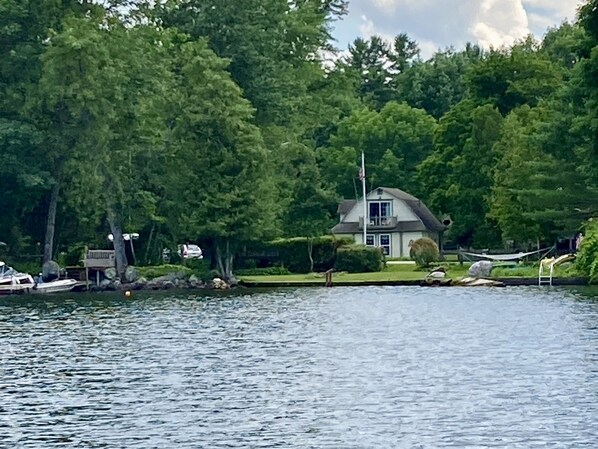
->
[325,269,333,287]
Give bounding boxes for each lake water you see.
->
[1,286,597,448]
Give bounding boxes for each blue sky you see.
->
[330,0,583,58]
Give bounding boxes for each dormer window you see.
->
[369,201,392,226]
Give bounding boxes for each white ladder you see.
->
[538,261,553,286]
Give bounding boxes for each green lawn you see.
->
[240,263,471,284]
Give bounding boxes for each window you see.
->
[369,201,392,226]
[379,234,391,255]
[365,234,375,246]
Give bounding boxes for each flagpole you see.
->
[361,151,367,246]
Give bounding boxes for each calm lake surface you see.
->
[1,286,597,448]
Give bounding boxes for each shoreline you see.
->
[238,277,589,288]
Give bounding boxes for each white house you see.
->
[331,187,445,258]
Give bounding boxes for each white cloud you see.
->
[333,0,582,58]
[470,0,530,49]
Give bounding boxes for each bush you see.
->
[409,237,440,268]
[256,236,353,273]
[576,221,598,283]
[138,264,193,279]
[236,266,291,276]
[335,244,383,273]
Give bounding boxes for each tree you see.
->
[281,142,337,271]
[467,38,563,115]
[38,14,172,280]
[418,102,503,247]
[339,33,420,109]
[321,102,436,198]
[396,45,481,118]
[162,38,276,281]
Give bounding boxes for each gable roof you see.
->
[332,187,445,234]
[338,199,357,215]
[381,187,445,232]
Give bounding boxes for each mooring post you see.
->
[325,269,333,287]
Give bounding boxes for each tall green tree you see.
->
[37,14,171,279]
[321,102,436,198]
[418,102,503,247]
[162,39,276,281]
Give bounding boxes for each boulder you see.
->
[130,277,148,290]
[125,266,140,283]
[210,277,230,290]
[104,267,117,280]
[468,261,493,278]
[188,274,203,288]
[42,260,61,282]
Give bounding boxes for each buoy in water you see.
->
[124,290,132,298]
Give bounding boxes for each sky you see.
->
[331,0,584,58]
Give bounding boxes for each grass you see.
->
[240,262,471,284]
[239,261,582,285]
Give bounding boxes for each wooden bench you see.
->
[85,250,115,286]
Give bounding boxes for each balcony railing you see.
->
[359,216,398,229]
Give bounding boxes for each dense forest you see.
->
[1,0,598,280]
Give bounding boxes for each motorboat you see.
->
[32,278,78,294]
[0,261,35,295]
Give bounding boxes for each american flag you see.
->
[359,152,366,181]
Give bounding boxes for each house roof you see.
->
[382,188,445,232]
[333,187,445,234]
[332,220,428,234]
[338,199,357,215]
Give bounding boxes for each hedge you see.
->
[335,244,384,273]
[237,236,353,273]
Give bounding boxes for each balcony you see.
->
[359,216,398,229]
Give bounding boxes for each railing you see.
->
[359,216,397,229]
[85,250,116,269]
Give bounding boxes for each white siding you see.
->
[391,233,402,258]
[342,191,419,224]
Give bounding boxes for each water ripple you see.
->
[0,286,597,448]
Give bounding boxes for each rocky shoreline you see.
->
[88,274,232,292]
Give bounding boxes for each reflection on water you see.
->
[1,286,597,448]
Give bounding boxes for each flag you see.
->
[359,152,366,181]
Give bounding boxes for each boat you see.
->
[0,261,35,295]
[32,278,78,294]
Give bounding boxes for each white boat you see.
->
[0,261,35,295]
[32,278,78,294]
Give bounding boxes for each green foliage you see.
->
[335,244,384,273]
[409,237,440,268]
[236,266,291,276]
[137,265,193,280]
[576,222,598,284]
[2,1,598,281]
[418,101,503,247]
[271,236,352,273]
[322,101,436,198]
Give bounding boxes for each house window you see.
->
[369,201,392,226]
[365,234,375,246]
[379,234,391,255]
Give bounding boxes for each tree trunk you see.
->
[106,201,128,282]
[43,180,61,264]
[307,237,314,272]
[144,223,155,265]
[215,239,235,283]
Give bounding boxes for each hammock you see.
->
[459,246,554,262]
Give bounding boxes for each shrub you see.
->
[138,264,193,279]
[335,244,383,273]
[236,266,291,276]
[409,237,440,268]
[267,236,353,273]
[576,221,598,283]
